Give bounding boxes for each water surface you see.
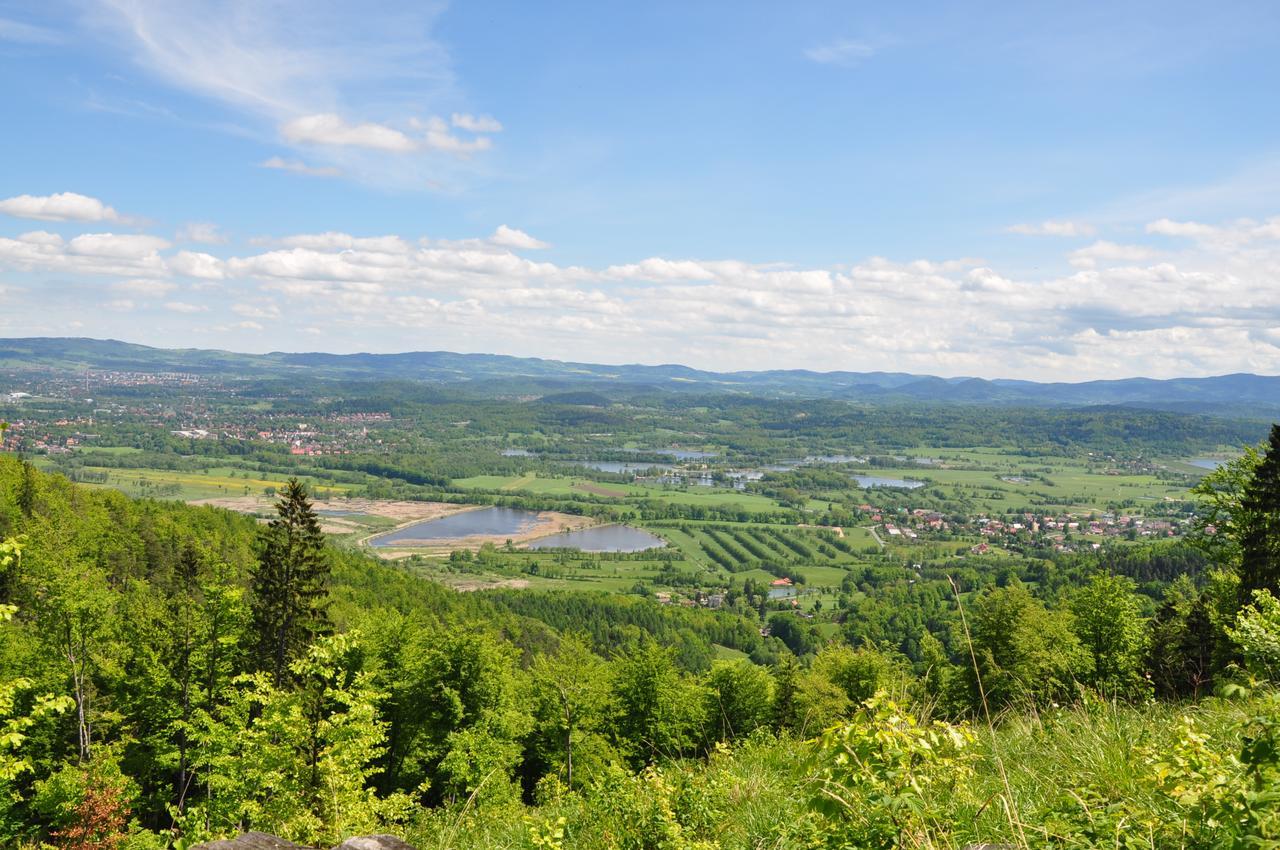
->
[527,525,666,552]
[853,474,924,489]
[572,460,674,474]
[372,507,541,546]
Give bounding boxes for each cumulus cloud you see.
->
[0,192,125,223]
[1068,240,1158,268]
[4,211,1280,379]
[164,301,207,313]
[451,113,503,133]
[490,225,549,250]
[1007,220,1096,237]
[281,113,417,152]
[281,113,495,156]
[1146,216,1280,250]
[113,278,176,297]
[176,222,227,244]
[169,250,225,279]
[259,156,342,178]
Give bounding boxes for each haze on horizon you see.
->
[1,1,1279,381]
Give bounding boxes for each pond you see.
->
[853,474,925,489]
[572,460,674,474]
[371,507,541,546]
[527,525,667,553]
[1187,458,1223,470]
[804,454,867,464]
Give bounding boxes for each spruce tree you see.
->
[1239,424,1280,602]
[250,478,331,685]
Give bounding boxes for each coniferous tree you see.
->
[1239,424,1280,602]
[250,479,331,685]
[16,456,36,519]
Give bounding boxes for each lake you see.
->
[527,525,666,553]
[1187,458,1223,470]
[805,454,867,464]
[371,507,541,546]
[572,460,674,474]
[853,474,925,489]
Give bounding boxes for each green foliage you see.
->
[1239,425,1280,602]
[251,478,332,685]
[1229,589,1280,681]
[962,581,1092,712]
[610,644,707,767]
[703,661,773,743]
[1070,573,1149,697]
[182,633,405,846]
[811,692,976,849]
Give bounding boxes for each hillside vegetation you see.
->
[0,424,1279,848]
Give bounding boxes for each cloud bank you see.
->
[1,198,1278,380]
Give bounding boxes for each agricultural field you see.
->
[32,458,357,501]
[449,471,784,511]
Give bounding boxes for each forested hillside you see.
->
[1,424,1280,848]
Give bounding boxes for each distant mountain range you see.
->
[2,337,1277,417]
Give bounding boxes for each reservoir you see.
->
[527,525,666,553]
[572,460,674,474]
[853,474,924,489]
[371,507,540,546]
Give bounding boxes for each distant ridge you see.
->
[1,337,1277,417]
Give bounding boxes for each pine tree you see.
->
[1240,424,1280,602]
[250,478,331,685]
[16,456,36,518]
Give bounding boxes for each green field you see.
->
[58,464,355,501]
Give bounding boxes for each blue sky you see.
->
[1,0,1279,378]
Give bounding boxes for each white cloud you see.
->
[0,192,124,223]
[113,278,176,297]
[490,225,549,250]
[169,250,225,279]
[164,301,207,313]
[1146,216,1280,249]
[268,232,412,253]
[804,39,880,66]
[87,2,494,181]
[260,156,342,178]
[410,116,493,155]
[6,211,1280,379]
[1068,240,1158,268]
[1007,220,1096,237]
[281,113,495,156]
[451,113,502,133]
[1146,218,1219,239]
[176,222,227,244]
[281,113,417,152]
[68,233,170,258]
[232,302,280,319]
